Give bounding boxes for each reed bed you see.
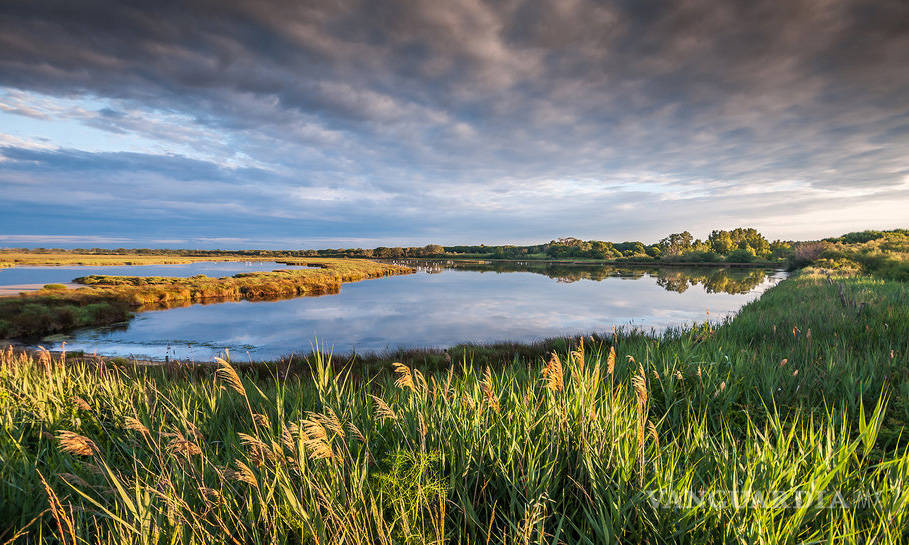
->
[0,252,252,267]
[1,271,907,543]
[0,260,412,338]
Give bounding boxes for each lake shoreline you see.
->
[379,256,782,268]
[3,271,783,368]
[0,259,413,339]
[1,249,783,269]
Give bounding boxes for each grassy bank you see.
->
[1,268,907,543]
[0,252,288,268]
[0,260,412,338]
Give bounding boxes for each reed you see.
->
[0,259,412,338]
[0,269,907,543]
[0,251,287,267]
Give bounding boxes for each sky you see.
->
[0,0,907,249]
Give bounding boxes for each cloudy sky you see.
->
[1,0,907,248]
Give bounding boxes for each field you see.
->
[1,266,907,543]
[0,259,413,338]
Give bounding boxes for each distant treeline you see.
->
[4,228,907,266]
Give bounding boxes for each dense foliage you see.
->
[1,227,787,264]
[793,229,909,280]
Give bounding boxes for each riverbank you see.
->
[1,267,906,542]
[0,251,298,268]
[0,249,782,269]
[384,256,782,268]
[0,259,412,339]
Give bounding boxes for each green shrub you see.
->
[17,303,55,336]
[812,257,862,273]
[42,284,68,291]
[725,248,756,263]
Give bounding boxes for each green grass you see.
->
[1,269,908,543]
[41,284,68,291]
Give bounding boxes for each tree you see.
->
[730,228,770,257]
[422,244,444,256]
[708,230,735,254]
[659,231,694,256]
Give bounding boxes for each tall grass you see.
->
[1,271,907,543]
[0,252,267,267]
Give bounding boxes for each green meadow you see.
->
[0,230,908,543]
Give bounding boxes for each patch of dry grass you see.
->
[0,259,412,338]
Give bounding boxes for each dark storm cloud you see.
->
[0,0,907,246]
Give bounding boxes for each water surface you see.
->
[42,262,785,361]
[0,261,310,287]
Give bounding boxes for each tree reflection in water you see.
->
[384,260,775,295]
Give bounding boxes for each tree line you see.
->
[1,227,795,263]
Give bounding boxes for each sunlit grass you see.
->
[1,270,907,543]
[0,260,412,338]
[0,252,272,267]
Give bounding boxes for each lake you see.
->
[0,261,314,287]
[14,260,785,361]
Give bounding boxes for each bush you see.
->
[789,242,831,268]
[689,251,724,263]
[812,258,862,273]
[17,303,55,336]
[43,284,68,291]
[725,248,757,263]
[831,230,886,244]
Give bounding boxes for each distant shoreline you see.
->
[378,256,782,268]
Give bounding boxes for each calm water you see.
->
[39,261,785,361]
[0,261,311,286]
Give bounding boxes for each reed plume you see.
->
[481,366,500,412]
[443,365,454,398]
[571,337,585,372]
[71,396,91,412]
[301,418,334,461]
[393,362,415,391]
[241,432,277,466]
[56,431,98,457]
[632,363,648,408]
[226,461,258,486]
[166,432,202,458]
[648,420,659,450]
[632,362,648,486]
[214,357,246,398]
[413,367,429,398]
[371,395,398,421]
[543,352,563,392]
[124,417,150,436]
[251,413,271,429]
[281,423,295,451]
[347,422,367,444]
[37,346,52,378]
